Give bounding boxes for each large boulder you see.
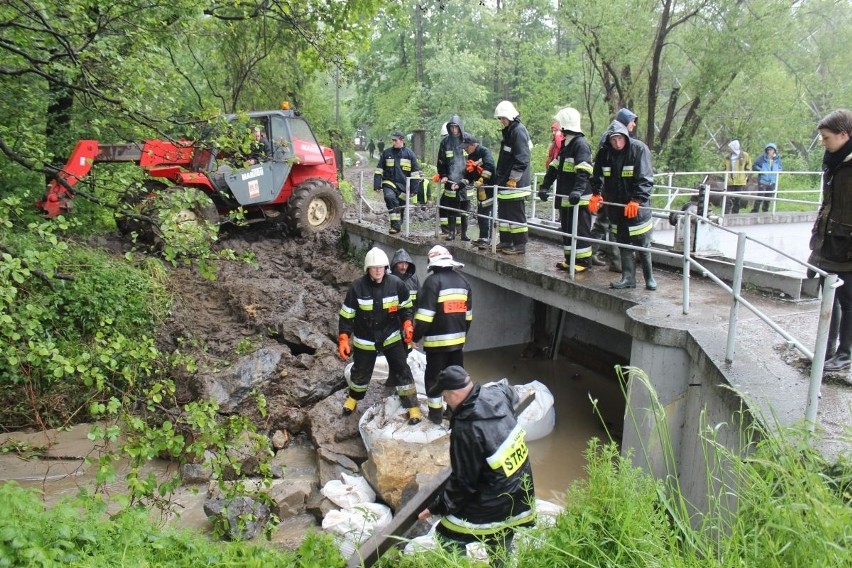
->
[196,345,287,412]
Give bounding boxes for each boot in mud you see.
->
[428,406,444,425]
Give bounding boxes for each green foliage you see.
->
[0,482,344,566]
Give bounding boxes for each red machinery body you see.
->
[37,109,339,220]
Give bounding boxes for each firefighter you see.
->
[390,248,420,309]
[538,107,594,271]
[460,133,496,248]
[493,101,532,255]
[338,247,421,425]
[590,120,657,290]
[417,365,535,564]
[374,132,423,234]
[413,245,473,424]
[437,115,469,241]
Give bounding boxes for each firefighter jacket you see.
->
[592,120,655,239]
[807,138,852,273]
[541,133,593,208]
[428,382,536,536]
[373,146,423,196]
[437,115,467,200]
[413,268,472,352]
[338,273,413,351]
[390,249,420,308]
[494,119,532,200]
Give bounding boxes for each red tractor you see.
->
[37,109,345,238]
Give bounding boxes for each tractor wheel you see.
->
[284,178,344,236]
[115,179,167,237]
[149,187,220,248]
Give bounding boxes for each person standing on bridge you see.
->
[494,100,532,255]
[437,115,470,241]
[591,120,657,290]
[591,108,639,272]
[338,247,422,424]
[721,139,753,214]
[417,365,535,565]
[461,133,497,248]
[751,143,783,213]
[374,132,423,234]
[539,107,594,271]
[807,109,852,373]
[413,245,473,424]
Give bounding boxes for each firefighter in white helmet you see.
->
[338,247,421,424]
[538,107,595,271]
[493,101,532,255]
[413,245,473,424]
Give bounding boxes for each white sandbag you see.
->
[514,380,556,441]
[358,394,448,452]
[322,502,393,557]
[344,356,390,382]
[483,379,555,441]
[535,498,564,527]
[320,472,376,509]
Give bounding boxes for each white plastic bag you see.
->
[358,394,448,452]
[322,502,393,556]
[320,472,377,509]
[514,380,556,441]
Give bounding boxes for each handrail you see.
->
[357,174,834,432]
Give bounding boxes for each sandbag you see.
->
[320,472,376,509]
[358,394,447,452]
[322,502,393,557]
[483,379,556,441]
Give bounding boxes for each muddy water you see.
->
[462,345,625,504]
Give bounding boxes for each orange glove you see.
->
[403,320,414,344]
[624,200,640,219]
[476,164,483,174]
[465,159,477,173]
[337,333,351,361]
[588,194,603,214]
[431,173,441,183]
[506,179,517,188]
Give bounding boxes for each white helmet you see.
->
[440,122,448,136]
[364,247,390,271]
[554,107,582,134]
[494,100,519,121]
[427,245,464,270]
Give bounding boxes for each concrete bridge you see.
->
[342,212,850,517]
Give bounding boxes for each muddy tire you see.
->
[115,179,168,237]
[284,178,344,236]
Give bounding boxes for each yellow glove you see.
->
[506,179,517,188]
[473,178,484,188]
[624,200,640,219]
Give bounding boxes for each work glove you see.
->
[568,191,581,205]
[337,333,351,361]
[473,178,484,188]
[431,173,441,183]
[538,188,549,202]
[476,164,483,174]
[506,178,517,188]
[588,194,603,214]
[403,321,414,344]
[624,200,640,219]
[465,159,477,173]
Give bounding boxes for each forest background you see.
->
[1,0,850,194]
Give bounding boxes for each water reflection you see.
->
[463,345,624,504]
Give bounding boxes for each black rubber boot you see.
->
[428,406,444,425]
[826,303,840,359]
[610,249,636,289]
[460,216,470,241]
[824,312,852,373]
[639,251,657,290]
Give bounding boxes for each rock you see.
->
[268,512,319,550]
[271,354,346,406]
[361,436,450,511]
[197,346,287,412]
[268,478,314,518]
[316,447,359,487]
[270,429,290,450]
[203,494,271,541]
[275,318,332,352]
[269,436,318,480]
[221,430,272,480]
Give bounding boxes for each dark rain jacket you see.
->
[413,268,472,352]
[541,133,593,208]
[808,140,852,273]
[338,273,413,352]
[437,115,466,200]
[428,382,536,537]
[591,120,655,241]
[494,119,531,198]
[390,249,420,308]
[373,145,423,196]
[462,143,496,205]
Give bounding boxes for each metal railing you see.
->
[355,174,836,431]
